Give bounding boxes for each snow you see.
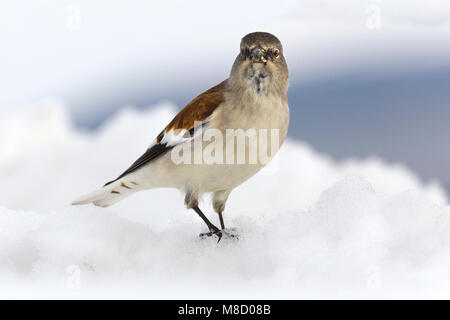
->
[0,101,449,299]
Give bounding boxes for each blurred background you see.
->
[1,0,449,192]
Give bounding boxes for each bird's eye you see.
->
[273,49,280,58]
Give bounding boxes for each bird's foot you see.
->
[199,225,223,243]
[221,228,239,240]
[199,227,239,243]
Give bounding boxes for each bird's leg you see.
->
[218,212,225,230]
[212,190,238,239]
[217,211,238,239]
[185,192,221,241]
[193,206,222,242]
[213,190,230,230]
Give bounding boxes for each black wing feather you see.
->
[104,143,173,186]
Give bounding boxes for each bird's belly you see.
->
[199,163,263,192]
[154,147,266,192]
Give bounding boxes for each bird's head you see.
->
[240,32,283,64]
[230,32,288,96]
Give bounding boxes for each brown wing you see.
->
[104,80,227,186]
[156,80,227,142]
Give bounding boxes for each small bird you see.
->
[73,32,290,241]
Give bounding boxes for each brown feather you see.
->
[157,80,227,142]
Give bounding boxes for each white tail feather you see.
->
[72,179,138,208]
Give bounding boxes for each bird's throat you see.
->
[247,63,270,94]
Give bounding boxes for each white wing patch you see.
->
[160,129,189,147]
[158,118,211,148]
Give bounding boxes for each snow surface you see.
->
[0,101,449,299]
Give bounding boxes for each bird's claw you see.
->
[222,228,239,240]
[199,226,223,243]
[199,227,239,243]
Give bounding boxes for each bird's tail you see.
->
[72,178,140,208]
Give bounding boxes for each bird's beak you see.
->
[251,47,267,63]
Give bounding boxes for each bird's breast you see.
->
[232,92,288,127]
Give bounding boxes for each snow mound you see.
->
[0,101,449,298]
